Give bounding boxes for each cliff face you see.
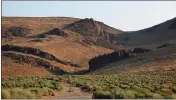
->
[88,50,129,70]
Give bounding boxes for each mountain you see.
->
[63,18,124,50]
[2,16,176,100]
[114,17,176,49]
[89,17,176,74]
[2,17,123,77]
[2,16,176,77]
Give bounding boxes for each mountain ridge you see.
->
[2,16,176,77]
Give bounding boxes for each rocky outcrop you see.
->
[88,50,129,70]
[2,45,80,67]
[88,47,151,71]
[64,18,123,50]
[132,48,151,53]
[2,26,31,37]
[2,52,67,75]
[34,28,67,38]
[43,28,66,36]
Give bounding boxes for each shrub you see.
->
[110,88,125,99]
[172,86,176,93]
[124,90,136,99]
[2,89,11,99]
[30,87,55,98]
[9,88,34,99]
[161,88,172,94]
[120,84,130,89]
[171,94,176,99]
[152,93,164,99]
[93,91,111,99]
[58,84,64,91]
[51,81,61,90]
[81,84,93,92]
[135,92,145,98]
[145,92,153,98]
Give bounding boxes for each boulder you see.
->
[132,48,150,53]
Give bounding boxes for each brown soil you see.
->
[2,56,53,78]
[2,51,89,77]
[41,83,92,99]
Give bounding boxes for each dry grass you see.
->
[2,17,113,77]
[2,30,113,66]
[2,51,90,78]
[2,56,53,78]
[2,17,80,34]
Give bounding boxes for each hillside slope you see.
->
[64,18,124,50]
[115,17,176,49]
[89,44,176,74]
[89,17,176,74]
[2,16,176,77]
[2,17,80,34]
[2,17,125,77]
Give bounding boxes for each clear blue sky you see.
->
[2,1,176,31]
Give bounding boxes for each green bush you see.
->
[171,94,176,99]
[2,76,62,90]
[145,92,153,98]
[124,90,136,99]
[135,92,145,98]
[2,89,11,99]
[30,87,55,98]
[120,84,130,89]
[75,82,84,87]
[58,84,64,91]
[152,93,164,99]
[9,88,35,99]
[2,70,176,99]
[93,91,111,99]
[111,88,125,99]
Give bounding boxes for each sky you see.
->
[2,1,176,31]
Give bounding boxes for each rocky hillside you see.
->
[64,18,124,50]
[88,17,176,74]
[2,16,176,77]
[2,26,31,38]
[2,17,117,77]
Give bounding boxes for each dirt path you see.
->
[57,83,92,99]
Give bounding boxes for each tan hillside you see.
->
[2,17,120,77]
[2,16,176,77]
[2,17,80,34]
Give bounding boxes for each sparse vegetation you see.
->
[2,68,176,99]
[1,76,63,99]
[2,16,176,99]
[58,70,176,99]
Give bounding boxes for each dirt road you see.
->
[57,83,92,99]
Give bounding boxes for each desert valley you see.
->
[1,16,176,99]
